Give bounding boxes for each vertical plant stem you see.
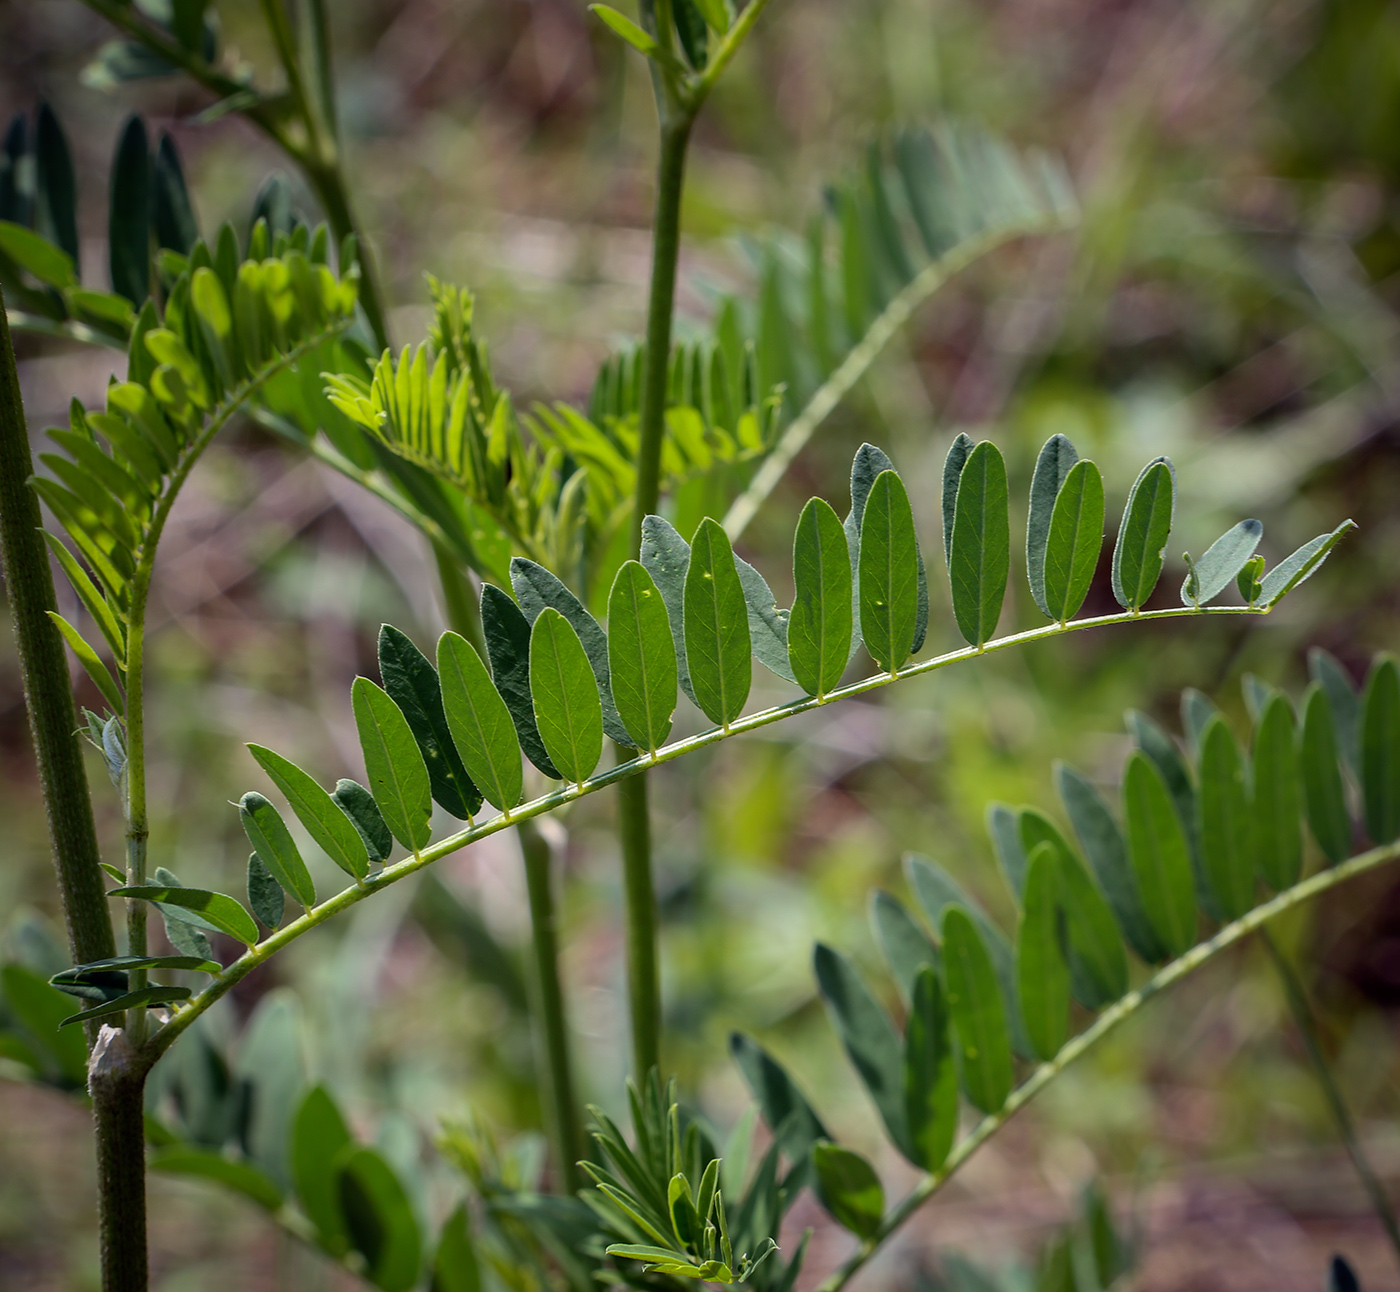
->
[90,1032,152,1292]
[519,820,584,1188]
[303,159,390,353]
[0,286,116,968]
[1262,928,1400,1271]
[432,544,486,658]
[616,768,660,1077]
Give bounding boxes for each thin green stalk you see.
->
[143,602,1275,1062]
[519,820,584,1189]
[0,286,116,969]
[616,768,660,1077]
[813,840,1400,1292]
[432,545,486,658]
[1261,928,1400,1272]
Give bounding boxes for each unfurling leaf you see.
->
[1179,519,1262,607]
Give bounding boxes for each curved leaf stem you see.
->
[145,601,1267,1062]
[1261,927,1400,1272]
[814,840,1400,1292]
[722,215,1070,543]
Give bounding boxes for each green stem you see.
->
[1261,928,1400,1272]
[431,544,486,658]
[144,602,1277,1062]
[519,820,584,1189]
[814,839,1400,1292]
[0,286,116,969]
[616,766,660,1077]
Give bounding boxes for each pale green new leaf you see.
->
[1180,519,1262,607]
[47,612,124,713]
[1258,519,1357,607]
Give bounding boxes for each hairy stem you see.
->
[815,839,1400,1292]
[0,287,116,969]
[519,820,584,1189]
[1261,928,1400,1271]
[145,602,1275,1062]
[90,1032,153,1292]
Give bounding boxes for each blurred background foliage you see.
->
[3,0,1400,1287]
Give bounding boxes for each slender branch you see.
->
[1261,928,1400,1271]
[814,840,1400,1292]
[0,284,116,969]
[143,602,1271,1061]
[722,215,1066,541]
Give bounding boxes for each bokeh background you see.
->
[3,0,1400,1288]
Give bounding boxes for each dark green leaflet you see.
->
[859,470,920,673]
[1026,433,1079,619]
[607,561,678,752]
[152,133,198,255]
[109,115,151,306]
[529,608,604,785]
[639,515,698,705]
[948,440,1010,647]
[248,745,370,880]
[332,779,393,864]
[247,853,285,930]
[109,886,260,947]
[1018,842,1069,1062]
[36,103,78,264]
[1253,694,1302,891]
[941,906,1014,1114]
[336,1145,422,1292]
[871,889,940,1004]
[1122,752,1197,957]
[1042,458,1106,622]
[813,943,910,1155]
[1361,655,1400,845]
[903,964,958,1172]
[1020,810,1127,1009]
[811,1143,883,1239]
[789,497,853,696]
[378,625,482,821]
[292,1087,353,1256]
[847,443,928,653]
[1198,717,1256,920]
[1310,647,1361,778]
[1258,519,1356,607]
[60,986,191,1029]
[479,584,562,780]
[684,518,751,726]
[238,793,315,909]
[437,630,523,812]
[1301,684,1352,864]
[432,1204,480,1292]
[940,432,974,564]
[729,1033,830,1167]
[1180,519,1262,607]
[351,677,434,852]
[1111,458,1175,611]
[511,558,631,747]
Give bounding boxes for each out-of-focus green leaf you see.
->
[109,116,151,306]
[1122,753,1196,957]
[438,629,522,812]
[530,608,603,784]
[607,560,677,752]
[46,612,124,714]
[35,104,78,266]
[941,906,1013,1113]
[1111,459,1174,611]
[336,1145,422,1292]
[149,1148,283,1210]
[904,964,957,1172]
[0,220,75,289]
[1310,647,1361,777]
[292,1085,353,1256]
[1301,684,1352,864]
[589,5,663,58]
[811,1142,883,1239]
[1361,655,1400,845]
[1018,842,1069,1062]
[789,497,853,696]
[351,677,433,852]
[729,1032,829,1167]
[1253,694,1302,891]
[1198,717,1256,920]
[152,133,198,254]
[432,1202,481,1292]
[871,889,939,1003]
[239,792,315,909]
[948,441,1009,647]
[685,518,751,726]
[248,745,370,881]
[2,965,89,1085]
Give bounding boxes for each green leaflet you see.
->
[511,558,630,747]
[1310,648,1361,778]
[351,677,434,852]
[813,943,910,1156]
[42,531,126,664]
[1301,684,1352,864]
[292,1086,353,1256]
[940,906,1014,1114]
[1019,810,1127,1010]
[940,432,973,564]
[1197,717,1256,920]
[47,612,125,714]
[590,4,664,58]
[432,1203,481,1292]
[35,103,78,264]
[336,1145,422,1292]
[1026,433,1079,620]
[859,470,920,673]
[684,518,751,726]
[109,885,260,947]
[437,630,523,812]
[728,1033,830,1168]
[988,803,1028,900]
[1361,656,1400,845]
[1180,519,1262,607]
[607,561,678,753]
[846,442,925,655]
[51,954,220,984]
[789,497,853,696]
[1181,688,1219,757]
[60,985,191,1028]
[332,779,393,864]
[530,608,604,785]
[1018,842,1069,1062]
[1258,519,1357,607]
[811,1142,883,1239]
[109,116,151,306]
[149,1149,283,1212]
[480,584,562,779]
[379,625,483,821]
[640,515,698,704]
[1253,694,1302,891]
[247,853,285,930]
[1111,458,1175,611]
[1122,752,1197,957]
[248,745,371,881]
[904,964,958,1172]
[733,549,796,684]
[948,440,1010,647]
[871,889,940,1004]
